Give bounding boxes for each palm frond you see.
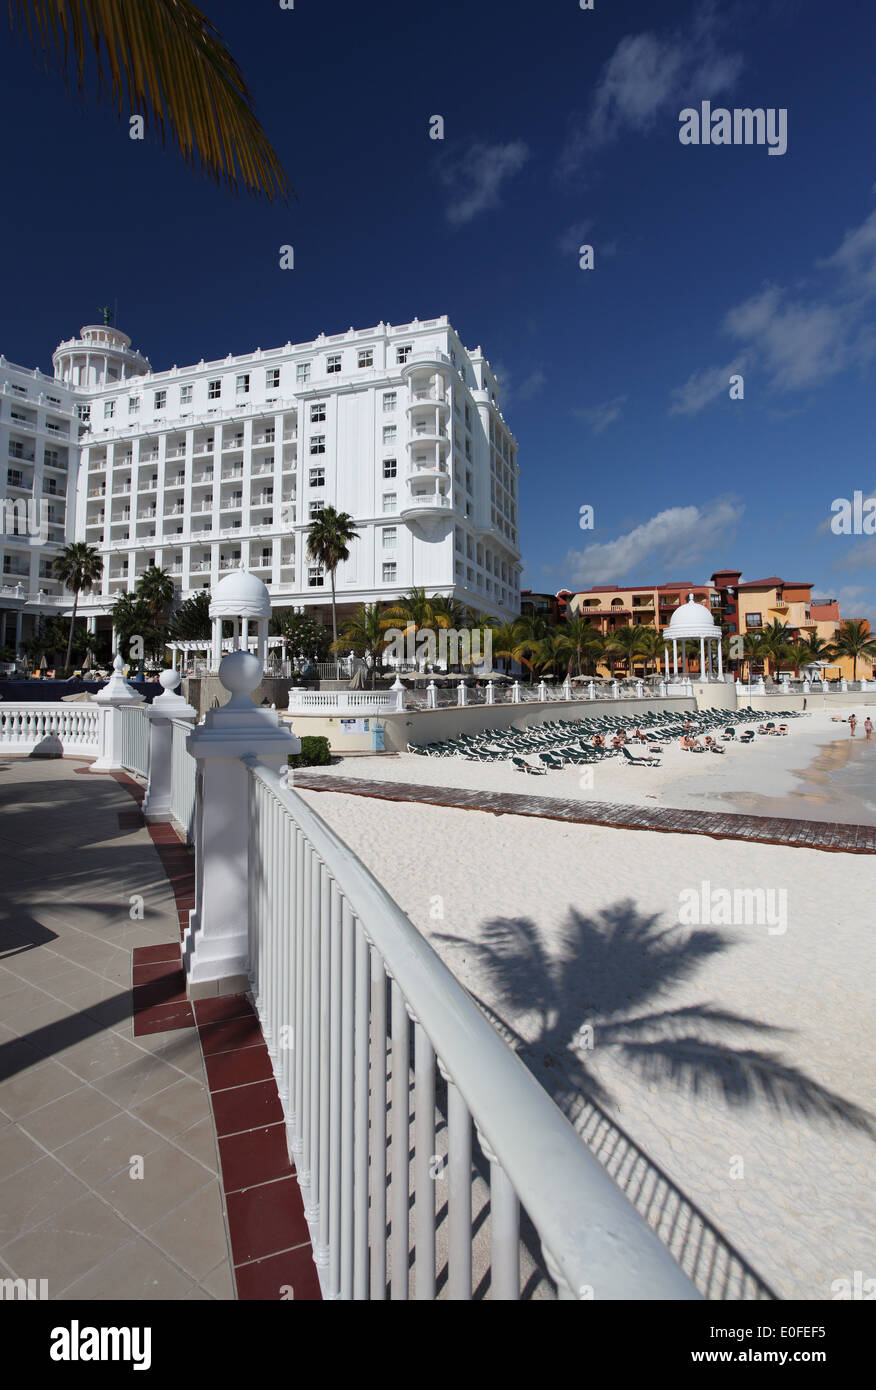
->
[9,0,293,201]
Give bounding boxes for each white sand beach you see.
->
[292,710,876,1300]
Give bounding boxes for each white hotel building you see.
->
[0,315,521,655]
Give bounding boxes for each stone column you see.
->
[699,637,705,679]
[426,681,438,709]
[511,681,521,704]
[391,675,407,711]
[183,652,299,997]
[457,682,467,707]
[142,670,197,822]
[717,640,723,679]
[588,682,595,700]
[562,677,572,701]
[211,617,222,670]
[485,681,495,705]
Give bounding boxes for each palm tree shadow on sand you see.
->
[436,900,874,1300]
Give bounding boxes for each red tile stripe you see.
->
[101,766,321,1299]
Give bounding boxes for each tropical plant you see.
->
[167,590,211,641]
[52,541,103,668]
[742,631,770,680]
[490,621,523,675]
[136,565,176,623]
[305,507,360,647]
[336,604,388,687]
[271,608,331,673]
[758,619,794,678]
[9,0,292,201]
[832,619,876,680]
[23,615,92,667]
[553,616,605,677]
[604,624,648,677]
[507,613,553,682]
[633,626,666,678]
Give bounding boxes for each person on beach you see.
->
[849,715,857,737]
[591,734,604,748]
[865,717,873,741]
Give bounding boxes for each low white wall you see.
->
[283,695,698,752]
[741,690,876,712]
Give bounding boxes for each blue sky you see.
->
[2,0,874,618]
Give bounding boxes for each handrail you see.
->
[243,757,699,1300]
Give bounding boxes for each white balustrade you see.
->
[243,756,699,1303]
[0,702,102,754]
[117,704,150,778]
[170,717,198,843]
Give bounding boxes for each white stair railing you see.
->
[243,756,700,1302]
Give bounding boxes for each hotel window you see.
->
[310,403,326,423]
[104,401,115,419]
[208,379,221,400]
[309,467,325,487]
[180,384,193,405]
[260,547,272,566]
[309,500,324,518]
[308,566,324,587]
[382,562,397,583]
[326,354,341,373]
[310,435,325,455]
[128,396,139,415]
[383,458,397,479]
[76,404,91,422]
[383,425,397,445]
[464,405,471,427]
[383,391,396,412]
[358,348,373,368]
[382,492,397,513]
[382,527,397,549]
[266,367,280,389]
[236,374,250,395]
[297,362,311,383]
[154,390,166,410]
[396,345,412,364]
[745,612,763,629]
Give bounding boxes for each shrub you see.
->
[288,735,331,769]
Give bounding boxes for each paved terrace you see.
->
[292,775,876,854]
[0,758,319,1301]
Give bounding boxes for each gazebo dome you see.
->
[209,568,271,620]
[663,593,721,638]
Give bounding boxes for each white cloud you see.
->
[558,1,742,176]
[669,358,746,416]
[670,204,876,409]
[574,394,629,433]
[563,497,744,588]
[814,583,876,627]
[440,140,529,225]
[516,368,546,402]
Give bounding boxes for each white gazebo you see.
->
[663,593,724,682]
[208,568,271,673]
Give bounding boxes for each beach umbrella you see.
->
[347,665,367,689]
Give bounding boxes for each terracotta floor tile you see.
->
[219,1122,293,1193]
[199,1015,263,1057]
[226,1176,309,1265]
[205,1044,274,1094]
[211,1078,284,1137]
[234,1243,322,1301]
[194,995,255,1027]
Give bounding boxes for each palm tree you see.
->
[110,591,153,664]
[634,626,666,678]
[605,624,647,678]
[53,542,103,669]
[552,616,605,678]
[788,632,835,677]
[742,631,770,681]
[337,604,388,688]
[9,1,292,201]
[759,619,793,679]
[305,508,360,648]
[136,565,176,625]
[382,587,450,666]
[832,619,876,681]
[490,621,523,675]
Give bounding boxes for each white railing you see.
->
[0,702,102,753]
[286,689,395,713]
[244,760,698,1301]
[170,718,197,842]
[117,704,150,777]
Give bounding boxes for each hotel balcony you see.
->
[221,465,244,482]
[193,469,214,485]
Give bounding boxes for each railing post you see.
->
[183,652,299,998]
[485,680,495,705]
[92,654,145,770]
[142,670,197,822]
[391,675,407,712]
[426,680,437,709]
[537,680,548,702]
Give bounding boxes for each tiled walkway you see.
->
[293,774,876,853]
[0,758,319,1301]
